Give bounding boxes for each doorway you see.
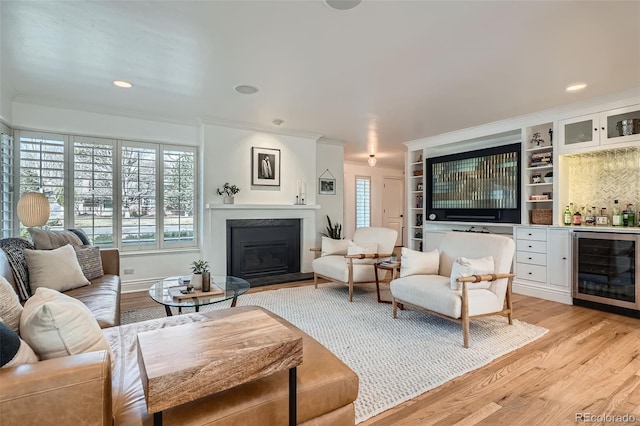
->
[382,176,404,246]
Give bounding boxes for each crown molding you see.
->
[13,95,201,127]
[317,136,348,146]
[198,116,323,141]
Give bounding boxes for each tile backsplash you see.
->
[565,147,640,213]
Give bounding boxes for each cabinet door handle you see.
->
[528,257,532,260]
[594,128,598,132]
[562,257,567,260]
[528,272,532,275]
[601,127,605,131]
[528,245,532,248]
[528,233,532,236]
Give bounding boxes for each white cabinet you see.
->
[547,229,571,291]
[559,104,640,153]
[512,226,572,304]
[407,149,424,251]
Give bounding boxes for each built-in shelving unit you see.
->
[523,123,554,225]
[407,150,424,251]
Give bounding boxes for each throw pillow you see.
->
[0,276,23,333]
[20,287,110,360]
[321,237,351,256]
[27,228,83,250]
[0,321,38,368]
[24,244,90,293]
[347,241,378,265]
[0,238,35,301]
[66,228,91,245]
[73,245,104,281]
[450,256,495,291]
[399,247,439,278]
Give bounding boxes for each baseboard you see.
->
[513,281,572,305]
[121,278,160,293]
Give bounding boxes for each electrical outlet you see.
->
[124,268,135,275]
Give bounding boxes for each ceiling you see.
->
[2,1,639,169]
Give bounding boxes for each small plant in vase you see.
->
[390,251,398,262]
[191,259,211,291]
[216,182,240,204]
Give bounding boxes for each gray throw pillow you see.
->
[27,228,83,250]
[73,245,104,281]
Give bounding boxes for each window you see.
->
[1,131,13,238]
[16,130,198,251]
[18,132,66,230]
[73,136,114,246]
[355,176,371,228]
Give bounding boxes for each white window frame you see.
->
[0,127,13,239]
[355,175,371,228]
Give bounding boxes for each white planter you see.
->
[190,274,203,290]
[223,196,235,204]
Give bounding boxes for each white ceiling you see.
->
[2,1,639,168]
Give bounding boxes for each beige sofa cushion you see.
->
[400,247,439,278]
[312,255,376,283]
[0,276,23,333]
[321,237,351,256]
[449,256,494,290]
[24,244,90,292]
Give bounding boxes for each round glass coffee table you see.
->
[149,276,250,316]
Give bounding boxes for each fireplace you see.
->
[227,219,301,280]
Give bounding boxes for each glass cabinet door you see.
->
[602,105,640,145]
[559,114,600,151]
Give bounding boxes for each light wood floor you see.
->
[122,282,640,425]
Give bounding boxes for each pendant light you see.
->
[368,154,377,167]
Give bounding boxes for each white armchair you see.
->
[311,227,398,302]
[390,232,515,348]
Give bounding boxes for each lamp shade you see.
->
[17,192,51,227]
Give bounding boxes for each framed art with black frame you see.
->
[251,147,280,186]
[319,177,336,195]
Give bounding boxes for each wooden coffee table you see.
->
[374,261,401,304]
[137,308,303,426]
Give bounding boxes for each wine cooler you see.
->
[573,232,639,315]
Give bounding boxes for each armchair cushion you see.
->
[400,247,439,278]
[347,241,378,264]
[390,275,502,318]
[320,237,351,257]
[20,288,110,360]
[312,255,377,283]
[449,256,494,290]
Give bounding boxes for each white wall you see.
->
[0,3,10,124]
[315,141,345,243]
[343,162,404,239]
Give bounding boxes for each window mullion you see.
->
[158,144,165,250]
[113,140,122,248]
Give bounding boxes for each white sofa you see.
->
[312,227,397,302]
[390,232,515,347]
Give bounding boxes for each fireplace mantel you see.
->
[206,204,321,211]
[203,204,319,276]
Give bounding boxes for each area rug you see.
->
[122,283,548,423]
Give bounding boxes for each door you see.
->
[382,177,404,246]
[548,229,571,290]
[559,113,600,152]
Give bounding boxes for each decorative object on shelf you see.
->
[216,182,240,204]
[179,276,194,293]
[548,128,553,145]
[16,192,50,227]
[544,171,553,183]
[530,151,552,167]
[190,259,210,291]
[416,182,423,191]
[295,178,307,204]
[531,174,542,184]
[530,132,545,147]
[320,215,342,240]
[616,119,640,136]
[251,147,280,186]
[368,154,377,167]
[531,209,552,225]
[318,169,336,195]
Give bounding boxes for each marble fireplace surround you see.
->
[205,204,320,276]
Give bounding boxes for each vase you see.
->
[202,271,211,292]
[191,273,202,290]
[223,196,234,204]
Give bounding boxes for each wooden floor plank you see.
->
[121,282,640,425]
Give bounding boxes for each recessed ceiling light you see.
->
[566,83,587,92]
[272,119,284,126]
[234,84,259,95]
[324,0,361,11]
[113,80,133,88]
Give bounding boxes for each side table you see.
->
[137,309,303,426]
[374,261,401,304]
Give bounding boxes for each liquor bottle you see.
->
[629,204,636,228]
[612,200,622,226]
[585,207,595,226]
[596,208,608,226]
[573,208,582,226]
[563,205,572,226]
[623,204,630,227]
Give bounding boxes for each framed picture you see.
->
[251,147,280,186]
[319,177,336,195]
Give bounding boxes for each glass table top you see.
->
[148,276,250,308]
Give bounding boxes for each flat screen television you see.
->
[425,142,521,224]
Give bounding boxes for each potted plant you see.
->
[191,259,211,291]
[390,251,398,262]
[216,182,240,204]
[320,215,342,240]
[544,171,553,183]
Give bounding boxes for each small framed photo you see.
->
[252,147,280,186]
[319,177,336,195]
[416,182,423,191]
